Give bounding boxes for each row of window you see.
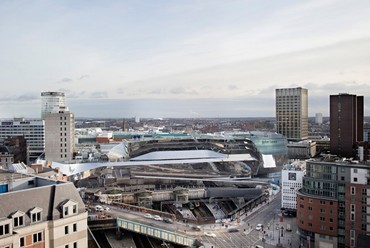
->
[300,220,335,231]
[0,202,78,238]
[65,223,78,234]
[351,186,368,195]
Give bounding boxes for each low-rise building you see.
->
[0,169,87,247]
[287,140,316,159]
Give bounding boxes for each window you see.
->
[330,218,333,223]
[362,188,367,195]
[20,237,25,247]
[351,187,355,195]
[354,177,358,182]
[73,205,77,214]
[33,232,42,243]
[64,206,68,216]
[320,217,326,221]
[73,242,77,248]
[362,206,367,213]
[65,225,69,234]
[320,208,325,213]
[0,224,10,236]
[351,204,355,212]
[13,215,24,227]
[31,212,41,222]
[73,223,77,232]
[308,223,312,227]
[362,224,367,231]
[308,206,313,211]
[351,213,355,221]
[65,245,69,248]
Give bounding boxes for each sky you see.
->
[1,0,370,119]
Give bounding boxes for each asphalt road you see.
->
[88,193,293,248]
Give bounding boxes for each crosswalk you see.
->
[199,230,263,248]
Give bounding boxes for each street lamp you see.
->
[272,213,275,240]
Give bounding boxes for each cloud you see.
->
[78,75,89,80]
[170,87,198,95]
[228,85,238,90]
[90,91,108,99]
[57,78,73,83]
[0,93,39,102]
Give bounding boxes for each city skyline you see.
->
[1,1,370,118]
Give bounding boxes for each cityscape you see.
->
[1,88,370,248]
[1,1,370,248]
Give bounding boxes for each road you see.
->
[197,193,282,248]
[88,193,292,248]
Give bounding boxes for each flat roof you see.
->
[0,169,33,183]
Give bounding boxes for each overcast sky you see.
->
[1,0,370,119]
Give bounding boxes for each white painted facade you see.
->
[281,162,305,209]
[41,92,65,120]
[0,119,45,163]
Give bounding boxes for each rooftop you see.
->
[0,169,33,183]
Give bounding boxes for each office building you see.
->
[297,158,370,248]
[330,93,364,158]
[0,169,88,247]
[45,106,75,162]
[281,161,305,210]
[276,87,308,141]
[41,91,65,119]
[0,119,44,163]
[315,113,323,125]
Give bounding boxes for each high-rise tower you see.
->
[275,87,308,140]
[330,93,363,157]
[41,92,65,119]
[44,106,75,162]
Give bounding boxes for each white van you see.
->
[286,224,292,232]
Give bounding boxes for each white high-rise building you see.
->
[281,161,305,210]
[45,106,75,162]
[41,92,65,119]
[315,113,323,125]
[0,118,44,163]
[276,87,308,140]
